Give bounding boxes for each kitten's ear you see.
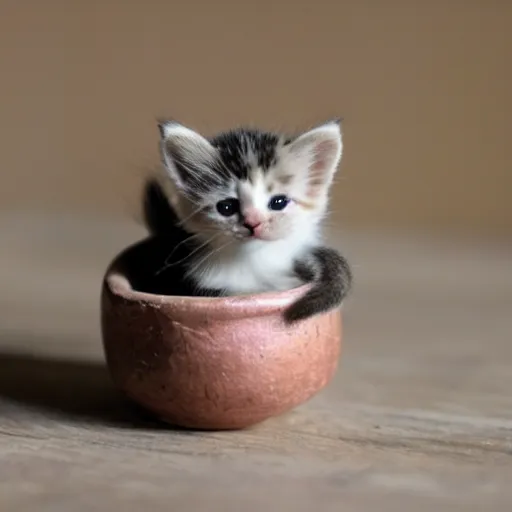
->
[286,120,343,197]
[157,120,217,190]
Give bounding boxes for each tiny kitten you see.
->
[141,119,352,323]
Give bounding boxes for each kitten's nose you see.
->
[243,220,261,235]
[242,210,263,234]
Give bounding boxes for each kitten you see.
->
[140,119,352,323]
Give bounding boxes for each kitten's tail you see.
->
[284,247,352,324]
[142,178,179,236]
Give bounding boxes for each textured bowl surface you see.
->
[101,239,342,430]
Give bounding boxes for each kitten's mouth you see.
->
[241,222,260,239]
[246,226,265,240]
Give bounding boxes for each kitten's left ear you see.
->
[286,120,343,197]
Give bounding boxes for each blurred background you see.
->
[0,0,510,235]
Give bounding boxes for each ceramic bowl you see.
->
[101,238,342,430]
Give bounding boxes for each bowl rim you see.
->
[103,238,311,319]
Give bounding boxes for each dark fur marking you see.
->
[210,128,280,180]
[163,128,283,195]
[284,247,352,324]
[293,259,316,282]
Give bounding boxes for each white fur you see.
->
[238,171,268,212]
[160,121,198,140]
[191,221,319,295]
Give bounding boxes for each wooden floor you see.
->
[0,213,511,511]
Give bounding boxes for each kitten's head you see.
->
[157,120,343,244]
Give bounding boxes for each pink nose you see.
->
[242,211,262,236]
[242,211,262,228]
[243,222,262,237]
[244,219,261,229]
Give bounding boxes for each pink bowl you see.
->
[101,239,342,430]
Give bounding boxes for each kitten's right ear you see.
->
[157,120,217,190]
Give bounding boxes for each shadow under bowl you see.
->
[101,237,342,430]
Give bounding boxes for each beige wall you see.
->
[0,1,510,234]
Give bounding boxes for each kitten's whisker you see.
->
[185,239,234,278]
[157,233,202,272]
[176,203,206,227]
[155,232,223,275]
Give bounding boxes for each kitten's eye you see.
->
[268,195,290,211]
[216,198,240,217]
